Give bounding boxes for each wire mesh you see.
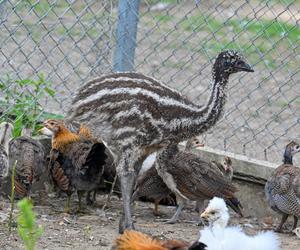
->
[0,0,299,164]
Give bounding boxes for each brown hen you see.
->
[155,144,242,224]
[42,119,107,213]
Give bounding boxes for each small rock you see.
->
[63,217,72,224]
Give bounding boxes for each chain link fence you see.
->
[0,0,299,164]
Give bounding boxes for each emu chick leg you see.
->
[119,171,136,233]
[153,198,161,216]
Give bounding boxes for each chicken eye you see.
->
[210,211,216,215]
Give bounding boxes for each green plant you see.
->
[0,73,56,137]
[17,198,43,250]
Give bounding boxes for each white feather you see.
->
[199,197,279,250]
[138,152,157,176]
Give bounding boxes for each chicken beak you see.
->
[200,210,209,219]
[200,210,210,225]
[39,127,53,136]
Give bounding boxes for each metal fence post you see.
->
[113,0,140,72]
[0,0,8,23]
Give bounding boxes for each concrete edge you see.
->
[179,144,278,185]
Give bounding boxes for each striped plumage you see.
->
[155,144,242,223]
[66,50,253,232]
[9,136,45,198]
[265,141,300,232]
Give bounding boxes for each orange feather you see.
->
[52,125,80,152]
[114,230,166,250]
[78,125,93,140]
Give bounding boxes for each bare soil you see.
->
[0,193,299,250]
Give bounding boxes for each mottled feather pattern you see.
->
[158,148,236,199]
[132,165,172,201]
[269,165,300,216]
[8,136,45,197]
[155,144,242,217]
[265,141,300,231]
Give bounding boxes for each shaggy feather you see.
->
[199,197,279,250]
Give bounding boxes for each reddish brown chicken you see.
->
[42,119,107,213]
[113,230,207,250]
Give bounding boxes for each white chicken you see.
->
[199,197,279,250]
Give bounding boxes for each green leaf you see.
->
[44,87,55,97]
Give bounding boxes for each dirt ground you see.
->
[0,192,299,250]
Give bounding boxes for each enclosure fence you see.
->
[0,0,299,164]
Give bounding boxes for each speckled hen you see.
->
[265,141,300,232]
